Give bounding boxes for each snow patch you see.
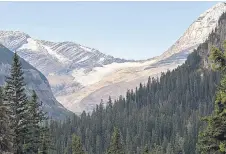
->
[79,45,93,52]
[42,45,69,64]
[99,57,105,62]
[72,60,157,86]
[19,38,38,51]
[76,56,89,63]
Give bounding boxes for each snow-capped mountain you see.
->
[0,2,225,113]
[159,2,226,60]
[0,31,128,75]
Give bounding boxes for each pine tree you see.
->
[107,127,124,154]
[24,90,47,154]
[198,41,226,153]
[4,52,30,154]
[39,134,48,154]
[72,133,85,154]
[142,145,150,154]
[166,143,173,154]
[39,126,52,154]
[0,87,13,153]
[150,144,164,154]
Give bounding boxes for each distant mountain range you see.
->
[0,2,225,114]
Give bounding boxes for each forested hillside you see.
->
[47,49,218,154]
[44,12,226,154]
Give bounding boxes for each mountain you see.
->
[48,10,226,154]
[0,31,181,113]
[0,2,225,113]
[46,7,226,154]
[0,44,71,119]
[159,2,226,60]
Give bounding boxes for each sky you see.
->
[0,1,219,60]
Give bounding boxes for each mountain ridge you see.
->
[0,2,225,113]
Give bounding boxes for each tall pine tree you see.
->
[39,122,54,154]
[24,91,47,154]
[39,130,49,154]
[0,87,13,153]
[142,145,150,154]
[107,127,124,154]
[72,134,85,154]
[4,52,30,154]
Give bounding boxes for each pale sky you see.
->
[0,1,218,60]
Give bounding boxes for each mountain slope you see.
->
[159,2,226,60]
[47,10,226,154]
[0,44,71,119]
[0,2,225,113]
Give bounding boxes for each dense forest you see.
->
[3,47,217,154]
[46,48,219,154]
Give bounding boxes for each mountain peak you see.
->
[159,2,226,61]
[0,30,30,51]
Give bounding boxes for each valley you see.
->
[1,3,225,114]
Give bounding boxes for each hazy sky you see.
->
[0,1,218,60]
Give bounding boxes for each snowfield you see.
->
[72,60,156,86]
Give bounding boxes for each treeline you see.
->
[47,49,220,154]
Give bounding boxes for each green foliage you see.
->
[4,52,30,154]
[150,144,164,154]
[142,145,150,154]
[47,49,219,154]
[24,91,47,154]
[72,134,85,154]
[0,53,48,154]
[107,127,124,154]
[39,127,51,154]
[0,87,13,153]
[198,41,226,153]
[209,46,226,72]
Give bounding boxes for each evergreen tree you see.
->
[4,52,30,154]
[39,134,48,154]
[39,126,52,154]
[166,143,173,154]
[150,144,164,154]
[0,87,13,153]
[72,133,85,154]
[46,49,214,154]
[24,90,47,154]
[142,145,150,154]
[107,127,124,154]
[198,41,226,153]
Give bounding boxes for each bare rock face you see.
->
[0,3,225,114]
